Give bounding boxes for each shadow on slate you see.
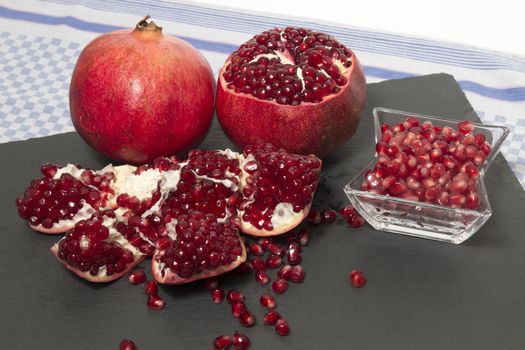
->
[1,73,524,350]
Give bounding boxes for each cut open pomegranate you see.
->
[17,142,321,284]
[216,27,366,157]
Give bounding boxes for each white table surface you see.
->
[195,0,525,58]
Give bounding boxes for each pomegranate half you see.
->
[70,16,215,164]
[216,26,366,157]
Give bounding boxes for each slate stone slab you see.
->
[1,74,524,349]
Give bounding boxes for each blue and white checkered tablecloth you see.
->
[1,0,524,186]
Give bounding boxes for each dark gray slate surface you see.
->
[1,74,524,349]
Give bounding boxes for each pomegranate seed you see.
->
[255,269,270,285]
[232,331,251,350]
[475,133,486,145]
[263,310,281,325]
[339,205,355,218]
[260,293,277,309]
[278,264,293,280]
[119,339,136,350]
[349,214,365,228]
[144,280,158,296]
[286,243,302,265]
[272,278,289,294]
[258,238,273,250]
[211,288,225,304]
[267,243,285,256]
[213,335,232,350]
[239,310,256,327]
[248,242,264,256]
[321,209,337,223]
[232,301,246,318]
[265,254,282,269]
[307,209,322,224]
[290,265,305,283]
[458,120,474,134]
[128,269,146,284]
[236,261,253,274]
[227,289,245,304]
[297,228,310,246]
[251,257,265,270]
[147,295,165,310]
[203,277,220,290]
[350,270,367,288]
[275,318,291,336]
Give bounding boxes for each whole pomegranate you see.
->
[216,26,366,157]
[70,16,215,164]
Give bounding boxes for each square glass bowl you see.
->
[344,108,509,244]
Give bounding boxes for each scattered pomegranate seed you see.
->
[128,269,146,284]
[232,302,246,318]
[339,205,356,218]
[297,228,310,246]
[350,270,367,288]
[265,254,283,269]
[278,265,293,280]
[144,280,158,296]
[213,335,232,350]
[321,209,337,223]
[248,242,264,256]
[255,269,270,285]
[226,289,245,304]
[119,339,136,350]
[349,214,365,228]
[307,209,322,224]
[232,331,251,350]
[260,294,277,309]
[251,257,265,270]
[275,318,291,336]
[239,310,256,327]
[236,261,253,274]
[290,265,305,283]
[147,295,165,310]
[258,238,273,250]
[272,278,289,294]
[203,277,220,290]
[211,288,225,304]
[263,310,281,325]
[267,243,285,256]
[286,243,302,265]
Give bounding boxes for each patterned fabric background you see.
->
[1,0,524,187]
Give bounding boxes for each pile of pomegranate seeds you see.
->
[222,27,354,105]
[362,118,491,209]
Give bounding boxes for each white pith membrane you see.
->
[20,145,321,283]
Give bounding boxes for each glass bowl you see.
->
[344,107,509,244]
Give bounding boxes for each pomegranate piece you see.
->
[211,288,225,304]
[263,310,281,325]
[213,335,232,350]
[151,211,247,284]
[260,294,277,309]
[275,318,291,336]
[239,143,322,236]
[350,270,367,288]
[364,117,491,210]
[216,27,366,157]
[128,269,146,284]
[16,164,120,234]
[119,339,136,350]
[232,331,251,350]
[50,210,144,283]
[147,294,165,310]
[272,278,289,294]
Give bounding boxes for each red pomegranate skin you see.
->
[216,53,366,158]
[70,24,215,164]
